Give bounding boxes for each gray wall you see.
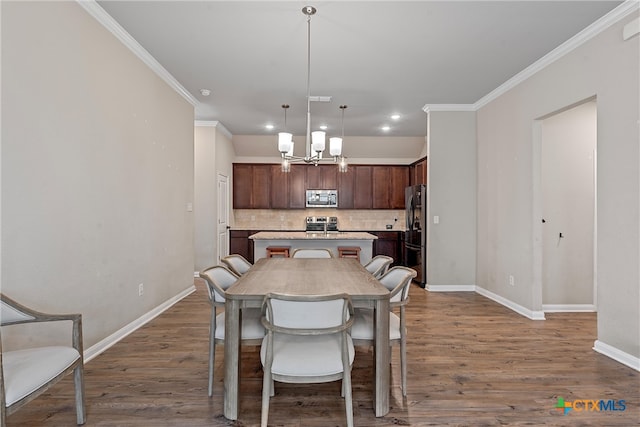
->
[427,111,477,288]
[1,1,195,349]
[194,122,236,271]
[476,13,639,357]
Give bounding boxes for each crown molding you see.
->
[77,0,198,107]
[194,120,233,140]
[474,0,639,109]
[422,104,476,113]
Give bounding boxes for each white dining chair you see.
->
[0,294,86,425]
[291,248,333,258]
[199,265,264,397]
[221,254,253,276]
[260,293,355,427]
[363,255,394,279]
[350,266,416,396]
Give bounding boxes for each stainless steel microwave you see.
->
[306,189,338,208]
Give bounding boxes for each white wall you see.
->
[427,111,477,289]
[476,12,639,359]
[1,1,195,349]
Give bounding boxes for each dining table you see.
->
[222,257,391,420]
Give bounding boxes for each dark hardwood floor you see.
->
[8,279,639,426]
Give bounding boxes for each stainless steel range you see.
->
[305,216,338,232]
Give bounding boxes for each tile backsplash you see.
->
[232,209,406,231]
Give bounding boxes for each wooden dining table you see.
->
[222,257,391,420]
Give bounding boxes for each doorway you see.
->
[537,99,597,312]
[217,173,229,263]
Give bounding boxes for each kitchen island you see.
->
[250,231,377,264]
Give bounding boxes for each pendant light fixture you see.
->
[277,6,347,172]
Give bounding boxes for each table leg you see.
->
[223,299,241,420]
[374,298,390,416]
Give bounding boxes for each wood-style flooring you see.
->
[7,279,639,426]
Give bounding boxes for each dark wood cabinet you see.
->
[390,166,410,208]
[233,162,410,209]
[289,164,306,209]
[354,166,373,209]
[233,164,270,209]
[306,164,338,190]
[337,168,355,209]
[410,157,427,186]
[371,231,403,266]
[270,165,289,209]
[229,230,255,262]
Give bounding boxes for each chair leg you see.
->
[74,364,86,425]
[401,336,407,396]
[343,370,354,427]
[208,319,215,397]
[261,370,272,427]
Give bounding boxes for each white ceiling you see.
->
[97,0,621,155]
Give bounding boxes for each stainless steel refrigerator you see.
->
[405,184,426,287]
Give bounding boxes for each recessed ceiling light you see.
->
[381,126,391,132]
[200,89,211,96]
[391,114,400,120]
[265,124,275,130]
[319,124,328,130]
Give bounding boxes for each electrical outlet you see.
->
[509,275,515,286]
[138,283,144,296]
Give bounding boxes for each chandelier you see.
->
[277,6,348,173]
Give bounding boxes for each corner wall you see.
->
[476,11,639,360]
[1,1,195,349]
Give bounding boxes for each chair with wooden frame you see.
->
[199,265,264,397]
[260,293,355,427]
[290,248,334,258]
[221,254,253,276]
[0,293,86,425]
[362,255,394,279]
[350,266,416,396]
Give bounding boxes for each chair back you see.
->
[291,248,333,258]
[262,293,353,333]
[379,266,417,305]
[221,254,252,276]
[363,255,393,278]
[199,265,239,303]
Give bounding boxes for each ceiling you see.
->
[97,1,621,143]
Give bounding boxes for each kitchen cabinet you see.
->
[354,166,373,209]
[410,157,427,186]
[306,164,338,190]
[372,166,409,209]
[289,164,306,209]
[270,165,289,209]
[337,168,355,209]
[229,230,255,262]
[371,231,403,266]
[233,164,270,209]
[233,163,410,210]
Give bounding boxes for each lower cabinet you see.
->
[229,230,256,263]
[371,231,403,266]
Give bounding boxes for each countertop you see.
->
[249,231,378,240]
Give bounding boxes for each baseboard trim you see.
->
[425,284,476,292]
[83,285,197,362]
[475,286,546,320]
[542,304,597,312]
[593,340,640,371]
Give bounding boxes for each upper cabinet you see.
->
[306,164,338,190]
[233,163,412,210]
[410,157,427,186]
[373,166,410,209]
[233,164,271,209]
